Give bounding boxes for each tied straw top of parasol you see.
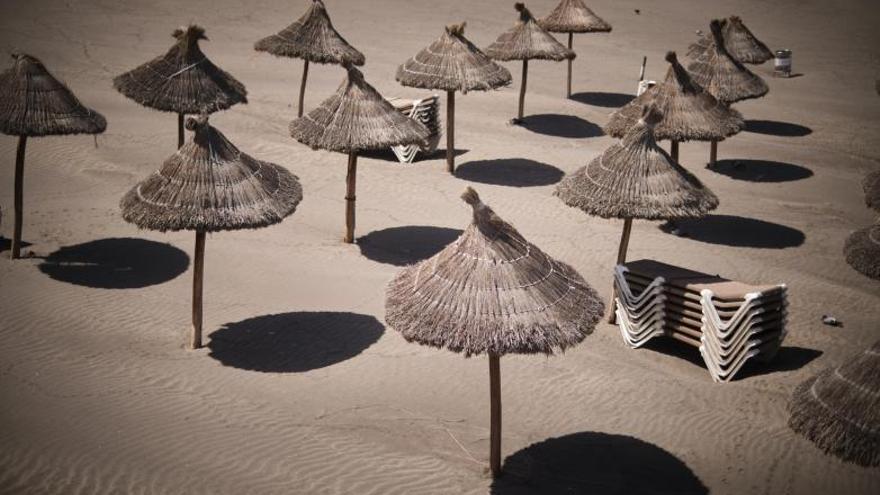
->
[385,187,604,357]
[863,170,880,212]
[0,53,106,136]
[843,223,880,281]
[604,52,744,142]
[121,114,303,233]
[290,64,430,152]
[687,20,768,104]
[789,339,880,467]
[688,16,772,65]
[396,23,512,93]
[539,0,612,33]
[113,25,247,114]
[485,3,576,61]
[254,0,364,65]
[558,106,719,220]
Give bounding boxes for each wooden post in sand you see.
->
[344,152,358,243]
[298,60,310,118]
[517,60,528,122]
[191,231,206,349]
[178,113,185,149]
[447,90,455,174]
[670,141,679,162]
[11,136,27,260]
[566,32,574,98]
[489,354,502,478]
[607,218,633,324]
[708,141,718,169]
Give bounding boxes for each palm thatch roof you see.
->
[789,339,880,467]
[557,107,719,220]
[0,53,106,137]
[538,0,612,33]
[396,23,512,93]
[121,115,302,232]
[843,224,880,280]
[113,25,247,114]
[385,187,603,357]
[688,16,772,65]
[604,52,744,141]
[863,170,880,212]
[254,0,365,65]
[687,20,768,104]
[485,3,575,61]
[290,65,430,152]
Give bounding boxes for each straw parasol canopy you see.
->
[385,186,603,476]
[121,114,302,348]
[254,0,365,118]
[113,24,247,148]
[843,224,880,280]
[788,339,880,467]
[290,64,429,243]
[485,3,575,122]
[396,22,512,173]
[0,52,107,259]
[605,52,744,165]
[538,0,612,97]
[688,16,773,65]
[557,106,718,321]
[687,20,768,105]
[863,170,880,212]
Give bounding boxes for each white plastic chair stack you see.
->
[613,260,788,382]
[387,95,441,163]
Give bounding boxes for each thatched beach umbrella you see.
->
[255,0,365,118]
[687,20,768,167]
[0,53,106,259]
[788,339,880,467]
[290,65,429,243]
[113,25,247,149]
[485,3,575,123]
[397,23,512,174]
[863,170,880,212]
[605,52,744,164]
[121,115,302,348]
[688,16,773,65]
[538,0,611,98]
[556,107,718,322]
[843,224,880,280]
[385,187,603,477]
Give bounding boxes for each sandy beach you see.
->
[1,0,879,493]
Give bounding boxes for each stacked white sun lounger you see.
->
[614,259,788,382]
[387,95,441,163]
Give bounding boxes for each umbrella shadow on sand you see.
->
[660,214,805,248]
[745,120,812,137]
[455,159,565,187]
[711,159,813,182]
[569,91,635,108]
[208,312,384,372]
[518,114,604,138]
[38,237,189,289]
[491,432,708,494]
[357,226,463,266]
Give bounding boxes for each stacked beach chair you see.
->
[387,95,441,163]
[614,259,787,382]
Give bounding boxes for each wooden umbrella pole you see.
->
[489,353,502,478]
[191,231,206,349]
[607,218,633,324]
[517,59,528,122]
[177,113,185,149]
[344,152,358,243]
[446,90,455,174]
[11,136,27,259]
[566,32,573,98]
[670,140,679,161]
[298,60,310,118]
[708,140,718,169]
